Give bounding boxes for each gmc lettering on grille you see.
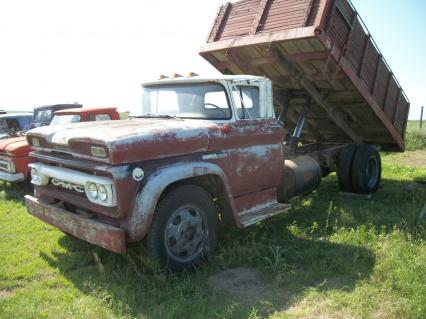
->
[51,178,85,193]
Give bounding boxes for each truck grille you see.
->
[30,162,117,207]
[48,178,86,196]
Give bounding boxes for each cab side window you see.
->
[232,86,260,119]
[89,114,112,121]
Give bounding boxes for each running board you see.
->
[239,202,291,227]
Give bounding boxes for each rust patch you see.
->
[27,119,214,165]
[25,195,126,254]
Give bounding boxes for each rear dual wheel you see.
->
[337,144,357,192]
[337,144,381,194]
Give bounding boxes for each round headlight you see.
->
[31,168,39,183]
[87,183,98,199]
[98,185,108,201]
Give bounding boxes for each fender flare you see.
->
[123,161,235,242]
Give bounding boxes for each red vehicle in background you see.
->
[0,107,120,183]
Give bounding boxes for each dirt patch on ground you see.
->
[383,150,426,168]
[208,267,275,302]
[0,289,14,298]
[208,269,359,316]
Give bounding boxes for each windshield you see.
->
[141,83,231,119]
[0,119,8,133]
[50,114,81,125]
[0,119,19,135]
[34,109,52,124]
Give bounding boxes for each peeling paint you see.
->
[25,195,126,253]
[23,78,295,255]
[122,161,236,242]
[27,119,220,164]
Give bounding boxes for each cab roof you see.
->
[0,113,33,119]
[141,74,267,87]
[54,107,117,115]
[34,104,83,112]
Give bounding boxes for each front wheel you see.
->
[146,185,216,271]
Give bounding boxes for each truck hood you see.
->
[0,136,29,157]
[27,119,220,164]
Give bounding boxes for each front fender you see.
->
[122,161,235,242]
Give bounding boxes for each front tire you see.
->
[147,185,216,271]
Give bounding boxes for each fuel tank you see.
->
[277,156,322,203]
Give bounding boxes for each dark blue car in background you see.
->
[0,113,33,139]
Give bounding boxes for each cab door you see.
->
[226,80,285,196]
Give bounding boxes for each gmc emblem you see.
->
[51,178,85,193]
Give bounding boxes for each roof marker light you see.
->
[159,75,169,80]
[187,72,199,77]
[172,73,183,78]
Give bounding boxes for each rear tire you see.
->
[337,144,357,192]
[147,185,216,271]
[351,145,381,194]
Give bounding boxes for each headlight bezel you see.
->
[84,181,115,206]
[29,165,49,186]
[31,137,40,147]
[91,146,107,158]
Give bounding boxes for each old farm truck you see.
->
[25,0,409,270]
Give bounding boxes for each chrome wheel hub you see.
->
[164,207,206,262]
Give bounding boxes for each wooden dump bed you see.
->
[200,0,410,151]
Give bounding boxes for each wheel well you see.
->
[159,175,236,226]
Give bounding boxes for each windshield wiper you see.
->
[133,114,178,119]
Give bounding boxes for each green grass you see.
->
[406,120,424,132]
[405,121,426,151]
[1,124,425,318]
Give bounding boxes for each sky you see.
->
[0,0,425,119]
